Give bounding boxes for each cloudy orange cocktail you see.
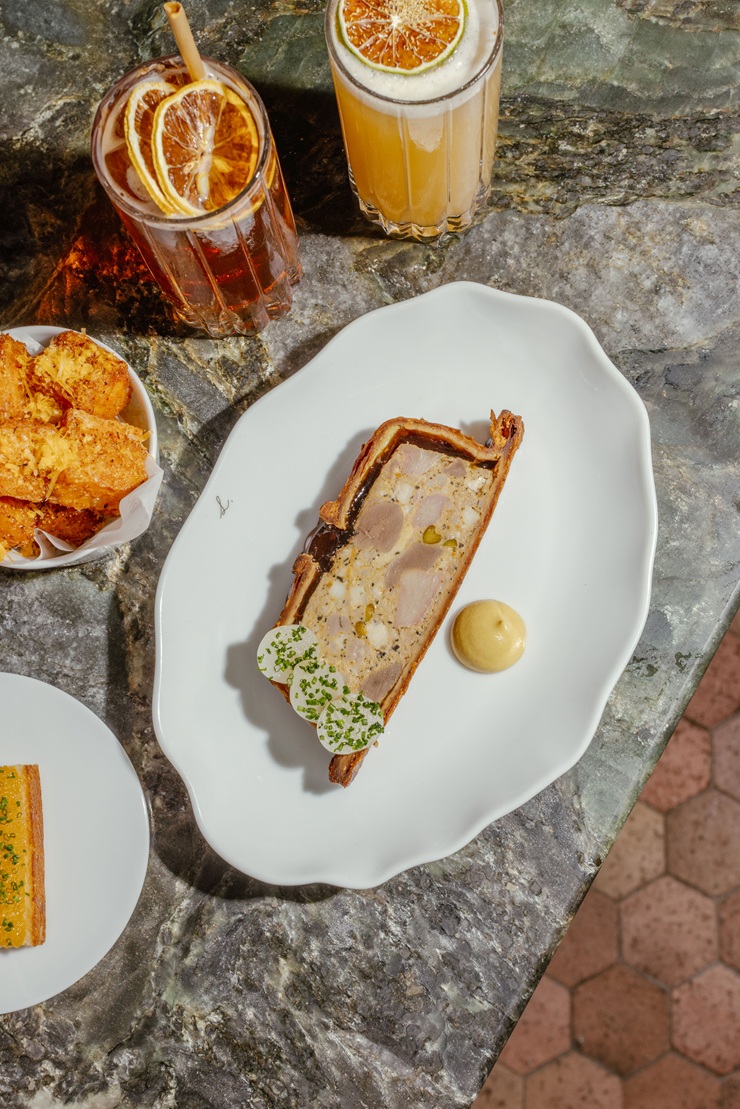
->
[326,0,503,240]
[92,56,301,336]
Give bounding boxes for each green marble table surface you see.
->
[1,0,738,1106]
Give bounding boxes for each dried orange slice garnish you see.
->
[124,79,180,214]
[150,80,260,216]
[338,0,466,74]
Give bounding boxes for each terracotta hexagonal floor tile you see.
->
[623,1052,722,1109]
[592,801,665,900]
[523,1051,622,1109]
[475,1062,524,1108]
[573,964,669,1075]
[621,875,718,986]
[548,889,619,987]
[672,965,740,1075]
[684,631,740,728]
[499,977,571,1075]
[713,713,740,802]
[667,789,740,896]
[719,888,740,971]
[641,718,711,811]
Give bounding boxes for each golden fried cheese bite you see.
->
[0,333,65,423]
[0,419,57,502]
[36,502,108,547]
[0,410,147,530]
[30,330,132,420]
[0,334,31,420]
[0,496,40,559]
[48,409,148,513]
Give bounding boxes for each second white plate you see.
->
[0,674,149,1013]
[153,282,657,888]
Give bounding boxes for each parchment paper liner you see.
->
[1,326,163,569]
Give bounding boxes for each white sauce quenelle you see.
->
[451,600,526,672]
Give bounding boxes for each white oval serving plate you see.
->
[153,282,658,889]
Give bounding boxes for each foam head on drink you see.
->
[91,56,301,336]
[325,0,503,239]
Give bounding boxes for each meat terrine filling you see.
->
[300,442,497,706]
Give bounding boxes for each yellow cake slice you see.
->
[1,764,46,948]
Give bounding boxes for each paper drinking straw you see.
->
[163,3,206,81]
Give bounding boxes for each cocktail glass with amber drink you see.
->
[325,0,503,241]
[91,27,300,336]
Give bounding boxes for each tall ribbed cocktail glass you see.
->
[325,0,503,241]
[92,56,301,336]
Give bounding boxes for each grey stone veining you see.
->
[1,0,739,1106]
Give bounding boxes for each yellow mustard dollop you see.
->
[451,600,526,673]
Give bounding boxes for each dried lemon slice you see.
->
[151,79,260,216]
[338,0,466,74]
[124,79,180,215]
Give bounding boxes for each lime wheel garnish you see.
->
[338,0,466,74]
[150,79,260,216]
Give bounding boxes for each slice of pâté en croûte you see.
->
[259,410,524,786]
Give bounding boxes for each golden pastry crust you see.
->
[273,410,524,786]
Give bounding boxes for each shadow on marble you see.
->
[39,192,195,337]
[150,756,340,904]
[253,81,395,242]
[191,400,264,469]
[0,140,93,321]
[269,321,358,384]
[146,425,379,900]
[223,424,373,794]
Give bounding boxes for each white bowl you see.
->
[1,325,163,570]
